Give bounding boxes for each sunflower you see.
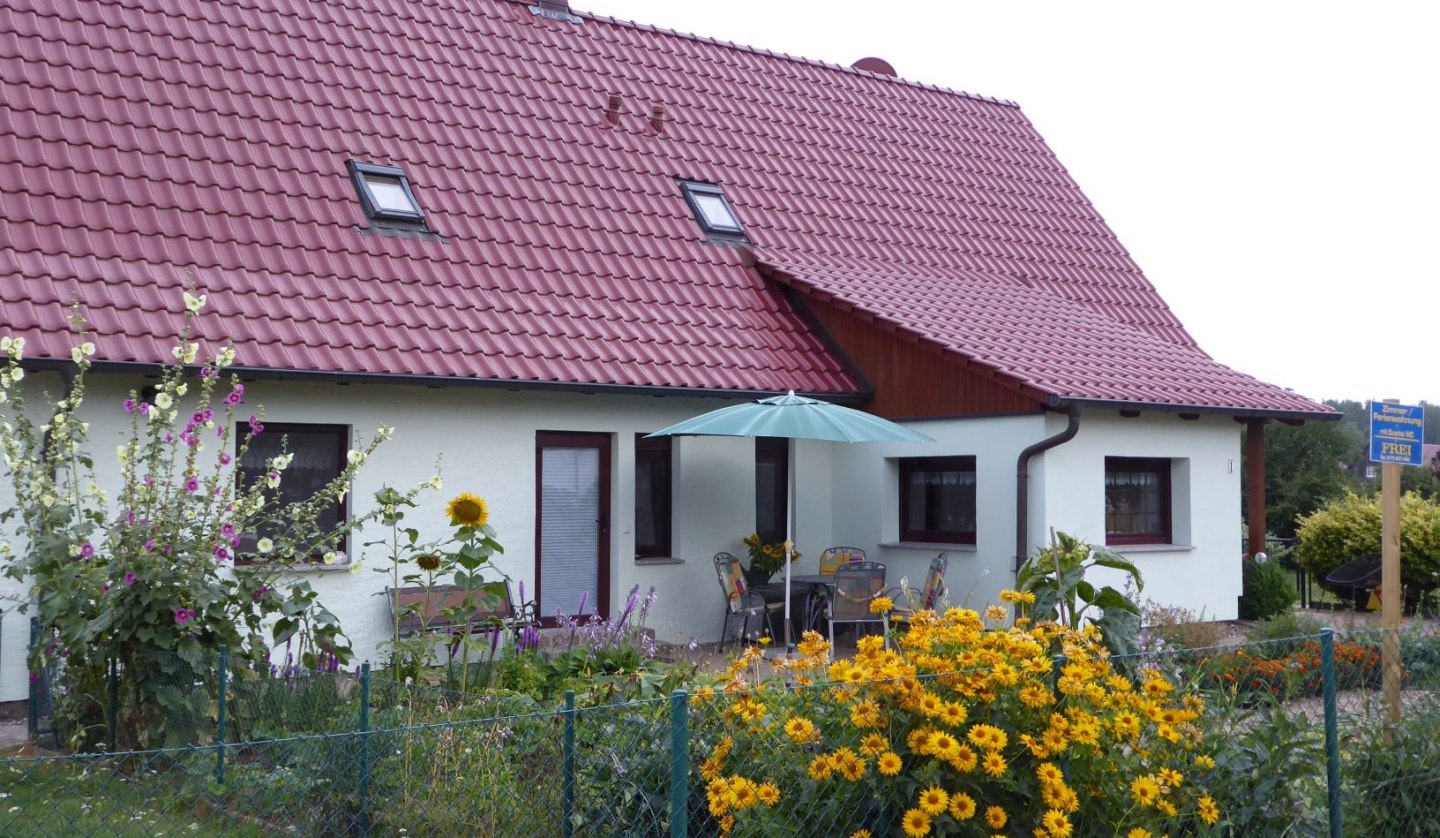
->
[1196,794,1220,825]
[1130,774,1161,807]
[949,792,977,820]
[984,805,1007,830]
[446,492,489,527]
[876,751,903,776]
[901,808,932,837]
[756,783,780,807]
[981,750,1007,777]
[416,553,442,571]
[917,785,949,816]
[1041,809,1073,838]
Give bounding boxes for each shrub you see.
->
[1142,601,1230,651]
[0,295,417,749]
[1296,491,1440,600]
[703,603,1223,837]
[1239,558,1297,620]
[1195,639,1381,701]
[1246,610,1326,645]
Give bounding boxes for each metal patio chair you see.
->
[818,546,867,576]
[886,554,949,618]
[826,561,888,648]
[714,552,782,648]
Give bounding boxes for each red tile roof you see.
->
[0,0,1329,414]
[758,251,1328,415]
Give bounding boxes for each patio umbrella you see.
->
[647,391,933,650]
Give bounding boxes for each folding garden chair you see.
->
[714,552,783,649]
[818,546,867,576]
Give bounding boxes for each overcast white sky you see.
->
[584,1,1438,406]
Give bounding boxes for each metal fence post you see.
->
[357,662,371,838]
[215,646,228,785]
[1320,628,1342,838]
[670,689,689,838]
[107,657,118,754]
[563,689,576,838]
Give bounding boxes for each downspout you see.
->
[1014,404,1082,571]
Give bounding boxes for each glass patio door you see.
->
[536,433,610,622]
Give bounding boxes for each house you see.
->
[0,0,1332,698]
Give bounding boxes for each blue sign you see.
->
[1370,401,1425,466]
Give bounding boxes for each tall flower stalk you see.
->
[0,291,404,749]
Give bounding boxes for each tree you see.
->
[1245,419,1358,540]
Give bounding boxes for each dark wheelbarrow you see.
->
[1324,554,1381,611]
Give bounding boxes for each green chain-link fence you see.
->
[7,625,1440,835]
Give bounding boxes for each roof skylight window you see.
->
[678,180,747,241]
[347,161,426,226]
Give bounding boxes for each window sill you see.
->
[236,559,354,573]
[1109,543,1195,553]
[635,557,685,566]
[879,542,977,553]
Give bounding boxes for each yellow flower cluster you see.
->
[701,603,1221,837]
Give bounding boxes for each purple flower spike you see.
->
[519,580,526,605]
[124,571,135,587]
[577,590,589,616]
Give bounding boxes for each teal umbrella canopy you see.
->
[646,391,933,443]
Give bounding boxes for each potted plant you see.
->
[741,533,799,587]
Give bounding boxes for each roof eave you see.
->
[20,358,875,406]
[1047,395,1339,422]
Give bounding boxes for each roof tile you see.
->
[0,0,1325,411]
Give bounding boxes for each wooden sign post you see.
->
[1369,399,1425,741]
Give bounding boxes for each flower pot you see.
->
[744,567,774,588]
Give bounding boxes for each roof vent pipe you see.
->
[1014,404,1082,572]
[851,57,897,77]
[529,0,581,23]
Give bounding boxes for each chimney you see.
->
[604,94,623,125]
[850,57,897,77]
[649,104,667,133]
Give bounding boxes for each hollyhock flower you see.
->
[185,476,200,493]
[219,452,232,465]
[124,571,135,587]
[265,471,280,488]
[220,523,236,539]
[248,415,264,436]
[214,545,229,561]
[139,401,150,415]
[224,386,244,405]
[143,539,155,552]
[256,537,273,554]
[123,398,136,413]
[174,608,193,624]
[80,542,94,558]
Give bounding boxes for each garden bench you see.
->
[386,582,539,642]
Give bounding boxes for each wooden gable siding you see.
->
[800,297,1044,419]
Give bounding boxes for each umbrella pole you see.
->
[784,440,798,653]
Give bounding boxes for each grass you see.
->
[0,756,268,837]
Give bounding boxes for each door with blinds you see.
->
[535,433,611,623]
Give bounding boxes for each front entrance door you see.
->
[535,432,611,623]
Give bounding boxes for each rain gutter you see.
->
[1015,404,1082,571]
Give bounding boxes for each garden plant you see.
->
[0,292,413,749]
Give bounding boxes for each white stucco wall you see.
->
[0,369,1245,703]
[827,409,1245,621]
[0,372,844,700]
[1040,410,1244,620]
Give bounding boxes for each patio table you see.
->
[754,574,835,637]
